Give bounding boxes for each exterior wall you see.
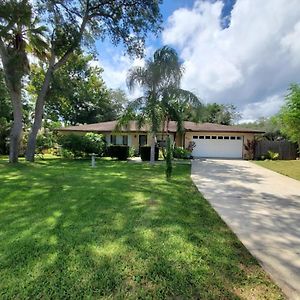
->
[184,131,255,159]
[175,133,184,147]
[58,129,256,159]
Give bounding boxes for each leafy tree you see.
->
[0,69,11,121]
[0,0,47,162]
[200,103,240,125]
[122,46,200,166]
[107,88,128,119]
[279,84,300,149]
[28,53,116,125]
[0,69,12,154]
[25,0,162,162]
[239,117,284,141]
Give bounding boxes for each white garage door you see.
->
[192,135,243,158]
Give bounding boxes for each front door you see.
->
[139,135,147,152]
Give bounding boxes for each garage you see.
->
[192,135,243,158]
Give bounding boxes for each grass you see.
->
[0,156,284,299]
[254,160,300,181]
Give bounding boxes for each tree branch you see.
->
[53,15,88,71]
[0,37,8,62]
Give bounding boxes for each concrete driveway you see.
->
[191,159,300,300]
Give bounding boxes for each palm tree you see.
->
[122,46,201,164]
[0,0,47,162]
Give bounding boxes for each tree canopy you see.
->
[1,0,162,162]
[238,117,284,141]
[198,103,240,125]
[279,83,300,147]
[27,53,126,125]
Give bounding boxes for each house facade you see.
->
[58,120,264,159]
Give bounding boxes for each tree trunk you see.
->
[25,66,53,162]
[150,133,156,164]
[0,39,23,163]
[25,16,88,162]
[9,89,23,163]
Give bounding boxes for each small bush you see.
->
[267,150,279,160]
[108,145,129,160]
[140,146,159,161]
[84,133,105,156]
[128,146,136,158]
[36,132,54,154]
[187,141,196,152]
[58,133,105,158]
[173,147,192,159]
[61,148,75,159]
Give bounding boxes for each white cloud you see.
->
[92,46,157,100]
[163,0,300,121]
[240,94,284,123]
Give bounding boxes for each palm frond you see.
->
[126,66,147,92]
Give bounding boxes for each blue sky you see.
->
[95,0,236,65]
[94,0,300,122]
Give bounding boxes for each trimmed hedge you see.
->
[108,145,129,160]
[140,146,159,161]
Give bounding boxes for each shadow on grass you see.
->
[0,158,284,299]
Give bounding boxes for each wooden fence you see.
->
[254,140,298,160]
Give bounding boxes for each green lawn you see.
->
[255,160,300,181]
[0,157,284,299]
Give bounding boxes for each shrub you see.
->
[140,146,159,161]
[58,133,105,158]
[84,133,105,156]
[0,117,10,155]
[244,139,256,160]
[186,141,196,152]
[267,150,279,160]
[61,148,75,159]
[108,145,129,160]
[36,132,54,154]
[173,147,192,159]
[128,146,136,158]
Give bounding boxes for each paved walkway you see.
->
[191,159,300,300]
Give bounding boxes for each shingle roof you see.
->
[57,120,264,134]
[182,122,265,133]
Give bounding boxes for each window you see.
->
[205,136,211,139]
[193,136,198,139]
[236,136,242,140]
[111,135,116,144]
[212,136,217,139]
[199,136,204,139]
[230,136,236,140]
[122,135,128,145]
[217,136,223,139]
[224,136,229,140]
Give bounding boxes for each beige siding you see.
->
[57,129,257,159]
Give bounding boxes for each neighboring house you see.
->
[57,120,264,159]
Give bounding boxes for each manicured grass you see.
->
[255,160,300,181]
[0,157,284,299]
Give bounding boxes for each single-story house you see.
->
[57,120,264,159]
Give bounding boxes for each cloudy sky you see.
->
[95,0,300,122]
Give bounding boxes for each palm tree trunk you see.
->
[150,133,156,163]
[9,88,23,163]
[26,66,53,162]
